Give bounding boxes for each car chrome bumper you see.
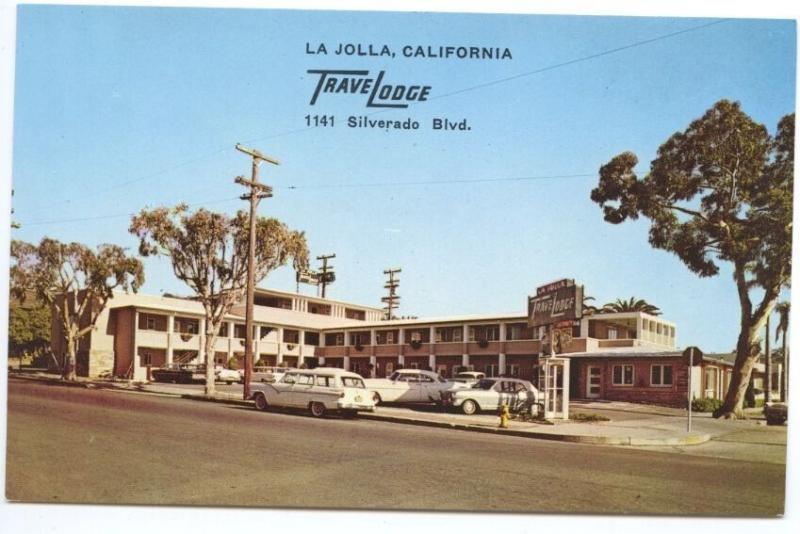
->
[337,402,376,412]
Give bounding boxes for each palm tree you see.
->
[775,301,790,402]
[601,297,661,316]
[582,295,599,316]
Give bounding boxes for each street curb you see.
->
[358,413,712,446]
[9,374,712,446]
[179,393,253,408]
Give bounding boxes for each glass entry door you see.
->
[586,366,601,398]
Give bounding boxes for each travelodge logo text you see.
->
[528,279,583,328]
[308,69,432,108]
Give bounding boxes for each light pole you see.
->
[235,143,279,400]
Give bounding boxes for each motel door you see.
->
[586,366,601,399]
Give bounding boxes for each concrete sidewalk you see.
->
[9,371,751,446]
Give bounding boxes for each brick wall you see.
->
[574,356,687,407]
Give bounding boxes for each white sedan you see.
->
[249,368,376,417]
[364,369,451,404]
[441,377,540,416]
[215,366,241,384]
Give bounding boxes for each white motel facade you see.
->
[50,286,778,407]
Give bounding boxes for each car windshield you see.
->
[473,379,498,390]
[341,377,365,388]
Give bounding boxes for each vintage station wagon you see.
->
[249,368,376,417]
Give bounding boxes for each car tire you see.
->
[766,414,786,426]
[528,403,539,417]
[309,402,326,418]
[461,399,479,415]
[372,393,382,405]
[253,393,269,411]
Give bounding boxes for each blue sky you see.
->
[10,6,796,352]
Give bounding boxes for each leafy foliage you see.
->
[129,204,308,395]
[8,297,51,359]
[691,398,723,413]
[590,100,793,417]
[10,238,144,379]
[600,297,661,316]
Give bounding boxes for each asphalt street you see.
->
[5,379,786,515]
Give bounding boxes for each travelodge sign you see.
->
[528,279,583,328]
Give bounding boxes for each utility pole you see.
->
[765,314,772,404]
[235,143,278,401]
[317,254,336,298]
[382,268,401,320]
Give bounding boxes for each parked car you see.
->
[238,366,291,383]
[440,377,539,416]
[151,364,194,384]
[364,369,452,404]
[450,371,486,387]
[764,402,788,425]
[215,366,240,385]
[249,367,376,417]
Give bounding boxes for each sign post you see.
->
[528,279,583,420]
[683,346,703,432]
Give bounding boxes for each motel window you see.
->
[376,331,396,345]
[324,333,344,346]
[408,362,419,369]
[435,326,463,343]
[345,308,366,321]
[508,364,520,378]
[217,323,229,337]
[146,316,157,330]
[612,364,634,386]
[283,329,300,344]
[485,364,498,377]
[607,327,618,340]
[407,330,428,343]
[651,364,673,386]
[350,332,369,346]
[175,318,199,335]
[260,326,273,340]
[304,332,320,346]
[140,353,152,366]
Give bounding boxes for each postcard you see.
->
[3,0,796,528]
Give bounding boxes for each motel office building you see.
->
[51,287,773,407]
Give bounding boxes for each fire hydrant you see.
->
[499,403,510,429]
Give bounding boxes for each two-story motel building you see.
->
[51,286,773,407]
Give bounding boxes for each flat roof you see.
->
[254,286,383,313]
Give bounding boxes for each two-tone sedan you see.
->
[249,368,376,418]
[441,377,540,416]
[364,369,452,404]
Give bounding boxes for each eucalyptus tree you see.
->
[590,100,793,418]
[10,238,144,380]
[129,204,309,396]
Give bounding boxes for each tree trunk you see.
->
[64,332,78,381]
[203,326,217,397]
[781,334,789,403]
[714,326,757,418]
[715,301,778,418]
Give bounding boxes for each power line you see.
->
[18,195,242,227]
[281,172,595,190]
[16,171,600,227]
[14,19,727,214]
[426,19,730,103]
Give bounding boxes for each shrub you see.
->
[691,398,723,412]
[570,413,610,422]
